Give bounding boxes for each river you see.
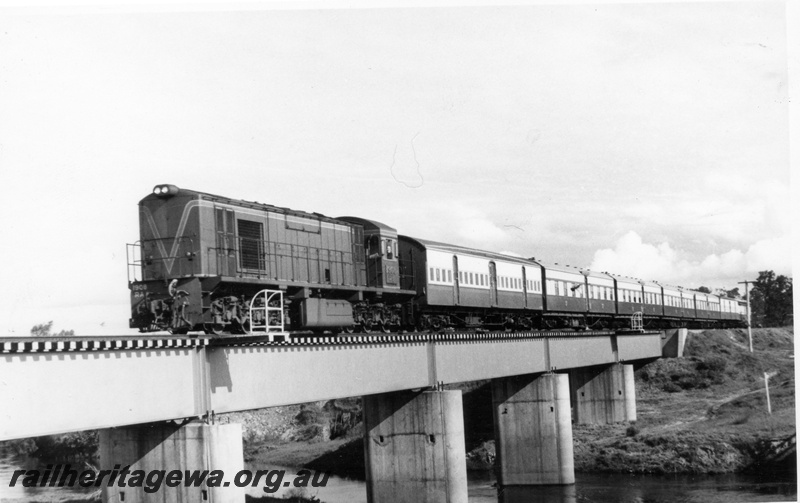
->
[1,454,795,503]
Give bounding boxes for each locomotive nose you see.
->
[153,184,179,197]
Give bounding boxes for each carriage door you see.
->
[215,207,236,276]
[452,256,460,305]
[489,261,498,306]
[366,234,382,287]
[521,266,528,308]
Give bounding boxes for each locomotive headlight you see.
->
[152,184,179,197]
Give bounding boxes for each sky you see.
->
[0,1,795,336]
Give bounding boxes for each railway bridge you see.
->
[0,328,687,503]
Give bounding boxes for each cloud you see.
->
[589,231,791,288]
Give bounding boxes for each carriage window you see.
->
[381,239,386,257]
[430,267,434,281]
[386,240,393,259]
[469,272,474,284]
[436,269,441,282]
[447,270,452,282]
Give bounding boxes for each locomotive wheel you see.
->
[378,322,391,334]
[169,327,189,335]
[343,325,355,334]
[361,320,374,333]
[203,323,225,335]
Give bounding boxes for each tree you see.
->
[697,286,712,293]
[725,287,741,299]
[29,321,75,337]
[748,271,793,327]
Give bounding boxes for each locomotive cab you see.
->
[338,217,400,290]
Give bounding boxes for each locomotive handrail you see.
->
[631,311,644,331]
[130,237,196,279]
[126,242,143,283]
[248,289,287,337]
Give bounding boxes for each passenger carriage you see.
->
[604,273,644,318]
[398,236,543,329]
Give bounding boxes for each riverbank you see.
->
[573,327,795,474]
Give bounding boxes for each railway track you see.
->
[0,329,653,353]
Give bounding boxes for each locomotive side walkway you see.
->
[0,330,662,441]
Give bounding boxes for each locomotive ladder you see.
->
[249,289,288,340]
[631,311,644,331]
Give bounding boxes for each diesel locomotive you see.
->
[127,184,746,335]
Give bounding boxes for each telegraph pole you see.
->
[739,280,754,353]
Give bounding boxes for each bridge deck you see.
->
[0,330,663,440]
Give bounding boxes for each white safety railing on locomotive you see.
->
[249,289,286,334]
[631,312,644,331]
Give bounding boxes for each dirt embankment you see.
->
[573,327,795,474]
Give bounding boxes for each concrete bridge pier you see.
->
[491,373,575,487]
[569,363,636,424]
[662,328,689,358]
[98,421,244,503]
[362,390,468,503]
